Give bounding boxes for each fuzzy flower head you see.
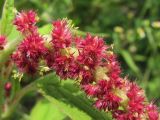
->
[83,79,122,111]
[146,103,159,120]
[127,83,145,113]
[52,19,72,49]
[0,35,6,50]
[76,34,107,69]
[12,34,47,74]
[47,19,80,79]
[13,10,38,34]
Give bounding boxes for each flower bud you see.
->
[0,35,6,50]
[4,82,12,97]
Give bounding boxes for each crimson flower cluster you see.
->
[0,35,6,50]
[12,11,159,120]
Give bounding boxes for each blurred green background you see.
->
[0,0,160,119]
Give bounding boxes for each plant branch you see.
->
[2,81,36,120]
[1,73,57,120]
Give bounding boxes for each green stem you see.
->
[1,73,56,120]
[2,81,36,120]
[0,36,22,119]
[0,72,5,119]
[2,74,50,119]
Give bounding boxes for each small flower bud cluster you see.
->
[4,82,12,97]
[0,35,6,50]
[12,11,159,120]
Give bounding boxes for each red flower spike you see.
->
[11,16,159,120]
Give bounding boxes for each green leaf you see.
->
[113,32,121,51]
[8,26,20,41]
[30,100,66,120]
[120,50,140,74]
[36,73,112,120]
[144,21,157,52]
[38,24,52,35]
[0,0,15,36]
[41,93,91,120]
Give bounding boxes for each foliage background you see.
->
[0,0,160,119]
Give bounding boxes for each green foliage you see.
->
[30,100,66,120]
[0,0,15,117]
[36,73,112,120]
[120,50,140,75]
[40,94,92,120]
[0,0,15,35]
